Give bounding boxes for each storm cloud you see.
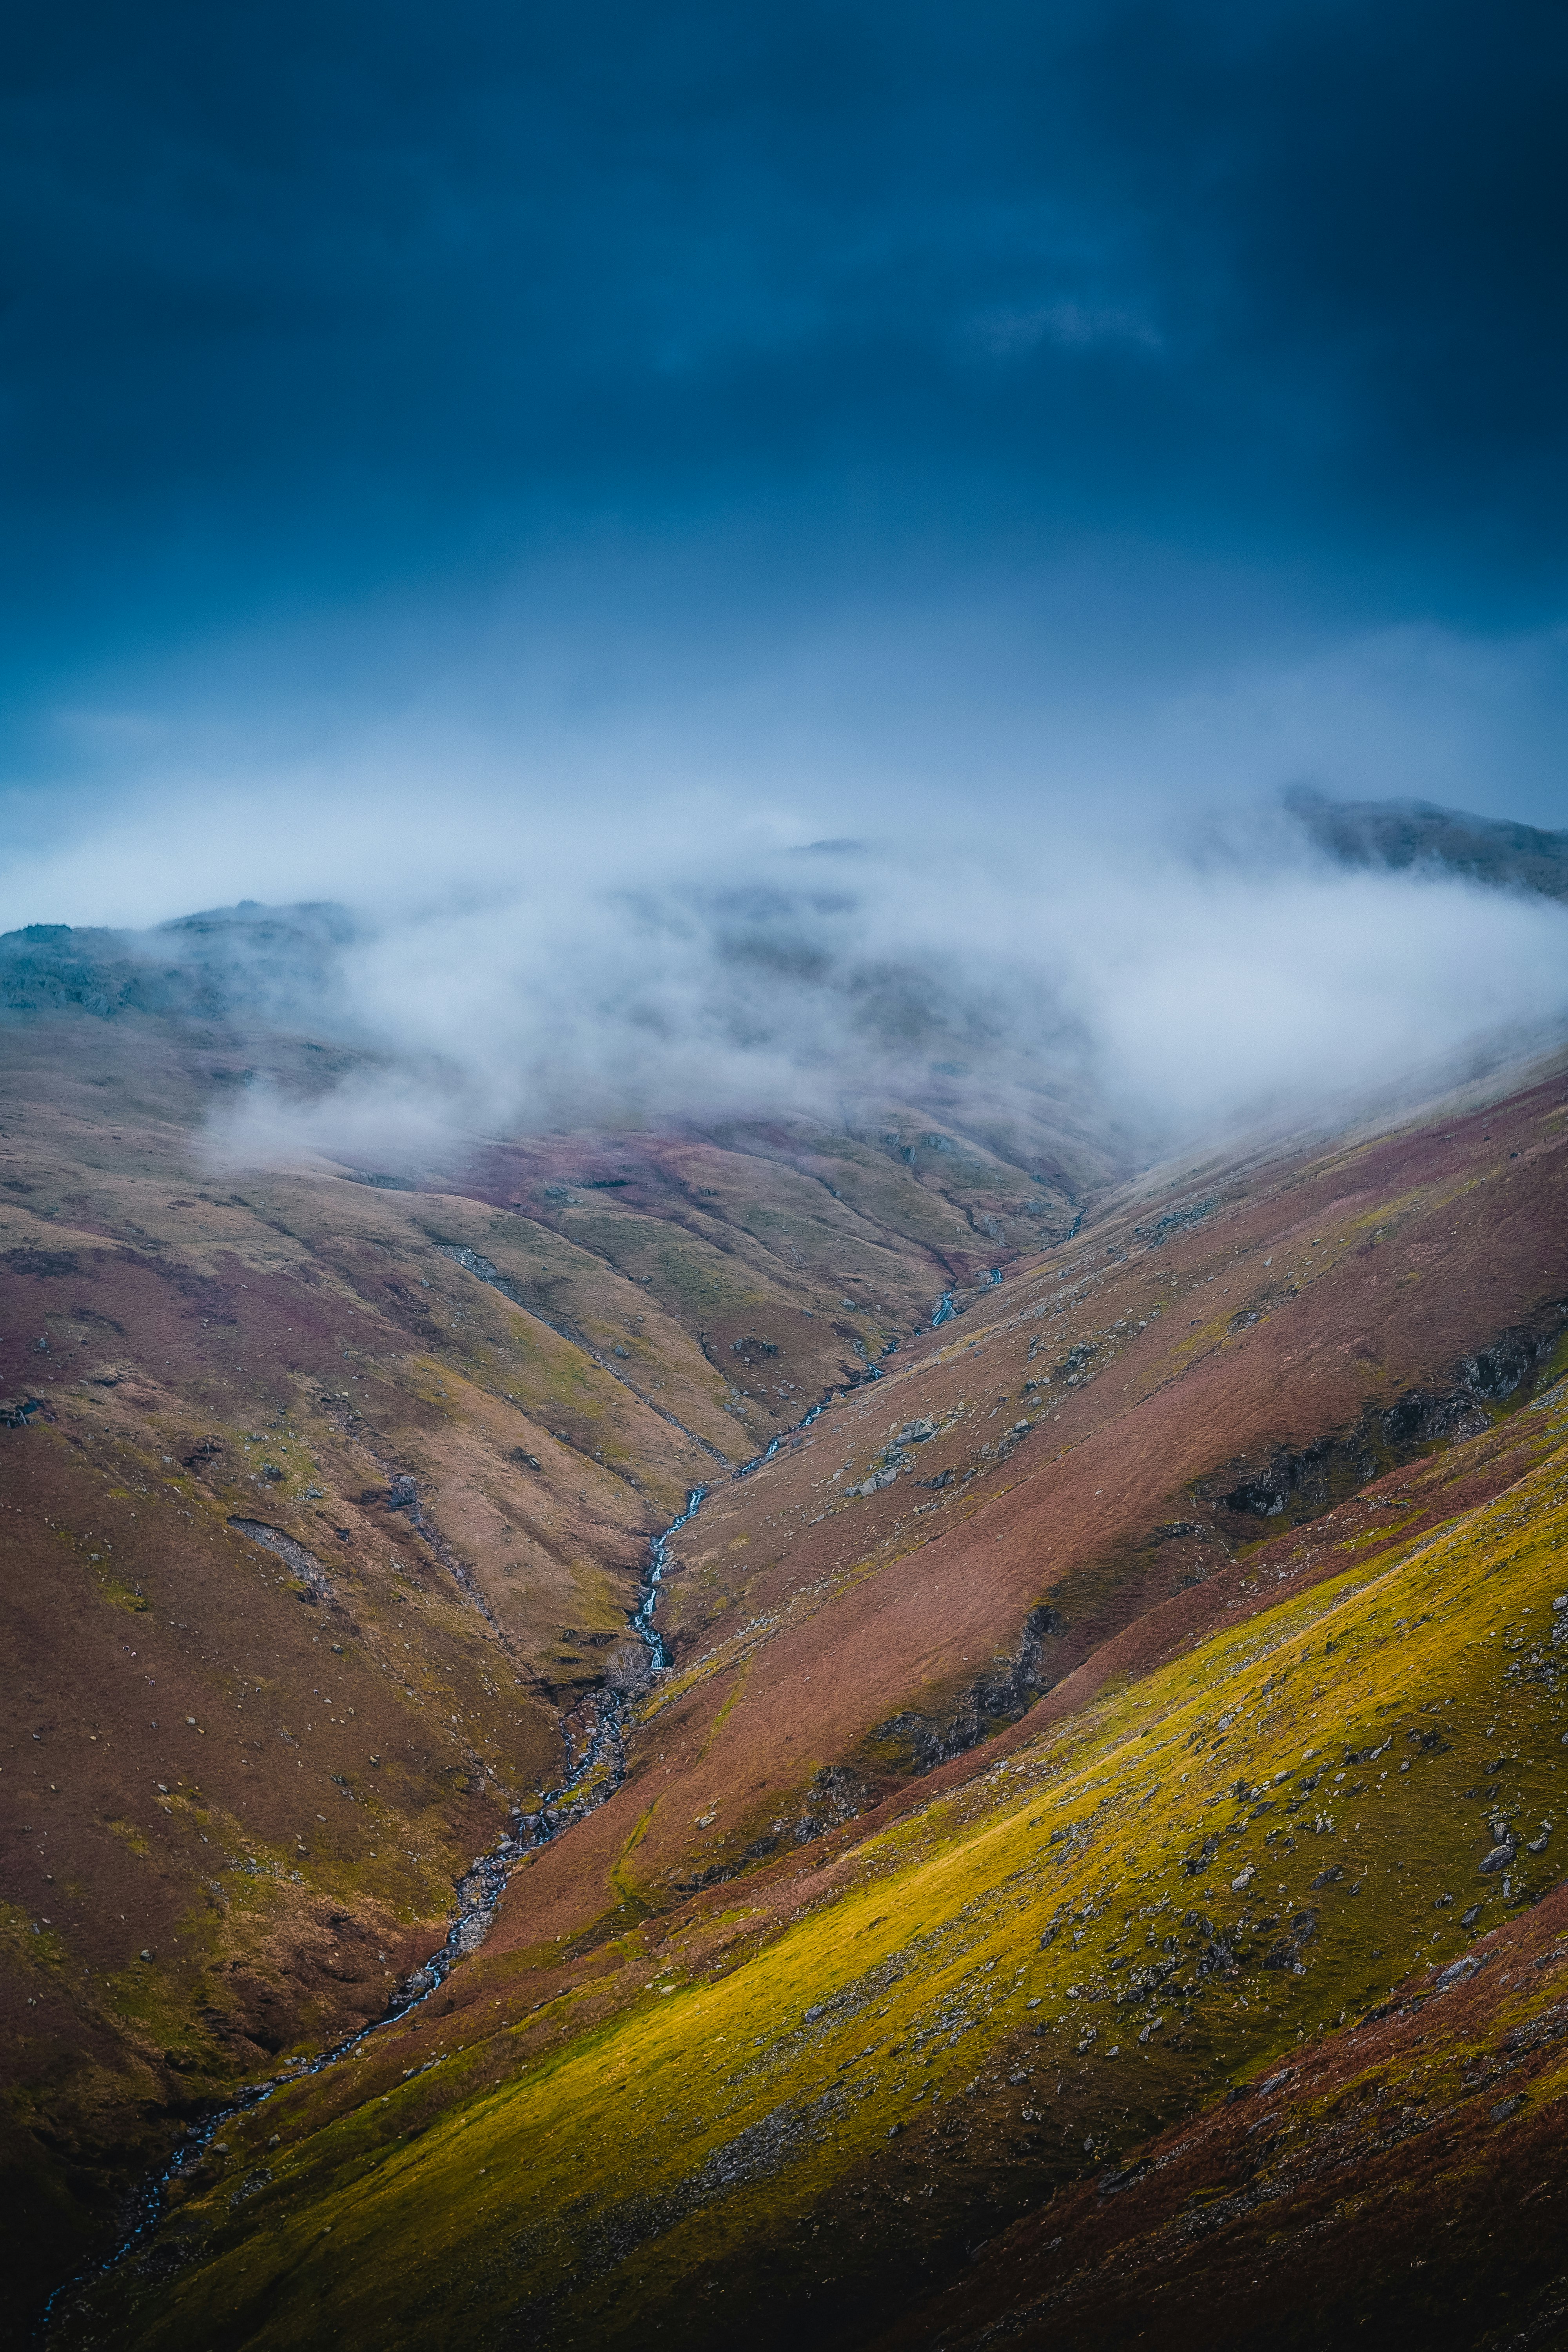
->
[4,0,1565,1162]
[5,0,1568,728]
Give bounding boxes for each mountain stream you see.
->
[43,1395,836,2328]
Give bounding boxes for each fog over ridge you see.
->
[192,809,1568,1179]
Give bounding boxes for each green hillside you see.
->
[81,1383,1568,2349]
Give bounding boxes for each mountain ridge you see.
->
[5,813,1568,2343]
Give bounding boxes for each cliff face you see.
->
[6,905,1568,2346]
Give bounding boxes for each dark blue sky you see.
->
[5,0,1568,890]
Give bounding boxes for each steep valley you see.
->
[62,1367,1568,2351]
[0,964,1117,2323]
[5,927,1568,2348]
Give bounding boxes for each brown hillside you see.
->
[0,991,1109,2312]
[6,972,1568,2338]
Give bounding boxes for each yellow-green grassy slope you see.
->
[83,1387,1568,2351]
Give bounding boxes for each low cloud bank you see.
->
[196,815,1568,1179]
[9,563,1566,1183]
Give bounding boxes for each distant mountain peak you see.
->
[1285,784,1568,900]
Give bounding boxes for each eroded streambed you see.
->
[43,1397,838,2329]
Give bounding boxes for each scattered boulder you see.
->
[1262,1911,1318,1972]
[1431,1954,1490,1994]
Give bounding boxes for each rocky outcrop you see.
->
[1214,1308,1568,1528]
[863,1603,1063,1776]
